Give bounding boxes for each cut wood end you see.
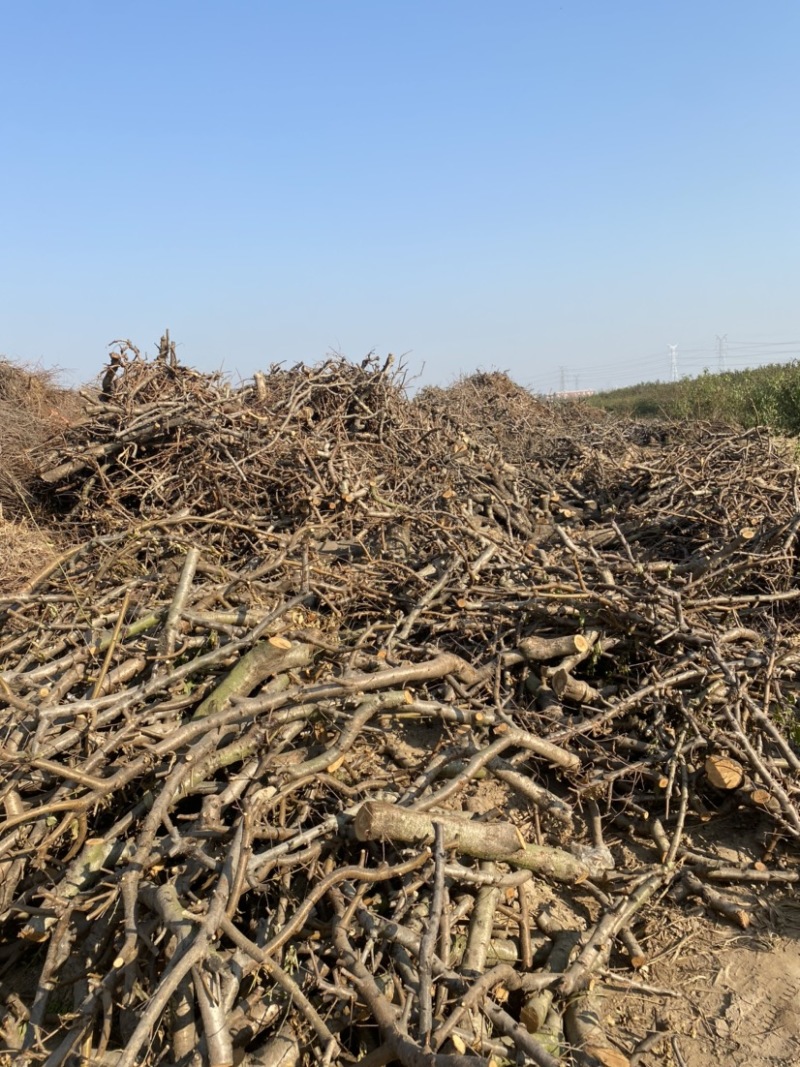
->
[551,668,569,698]
[751,789,779,812]
[585,1045,631,1067]
[268,634,293,649]
[520,1001,545,1033]
[19,927,48,943]
[704,755,744,790]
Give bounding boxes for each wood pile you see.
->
[1,337,799,1066]
[0,359,80,520]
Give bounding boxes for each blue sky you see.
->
[1,1,798,392]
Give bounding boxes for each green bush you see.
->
[589,361,800,433]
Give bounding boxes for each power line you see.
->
[528,337,800,396]
[727,339,800,347]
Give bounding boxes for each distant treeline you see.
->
[588,361,800,434]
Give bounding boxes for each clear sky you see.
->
[2,1,799,393]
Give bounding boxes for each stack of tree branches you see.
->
[0,342,799,1066]
[0,360,82,593]
[0,358,81,520]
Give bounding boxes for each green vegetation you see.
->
[589,360,800,433]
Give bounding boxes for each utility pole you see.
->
[716,334,727,372]
[669,344,678,382]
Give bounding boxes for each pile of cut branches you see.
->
[0,359,81,519]
[0,360,82,596]
[1,342,799,1066]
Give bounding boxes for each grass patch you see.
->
[589,360,800,433]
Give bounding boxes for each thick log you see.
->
[551,668,602,705]
[353,801,588,883]
[517,633,590,662]
[192,639,317,720]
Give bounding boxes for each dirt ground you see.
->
[602,895,800,1067]
[585,803,800,1067]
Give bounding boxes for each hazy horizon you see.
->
[2,2,798,394]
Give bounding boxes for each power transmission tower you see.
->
[559,366,566,392]
[669,345,678,382]
[716,334,727,372]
